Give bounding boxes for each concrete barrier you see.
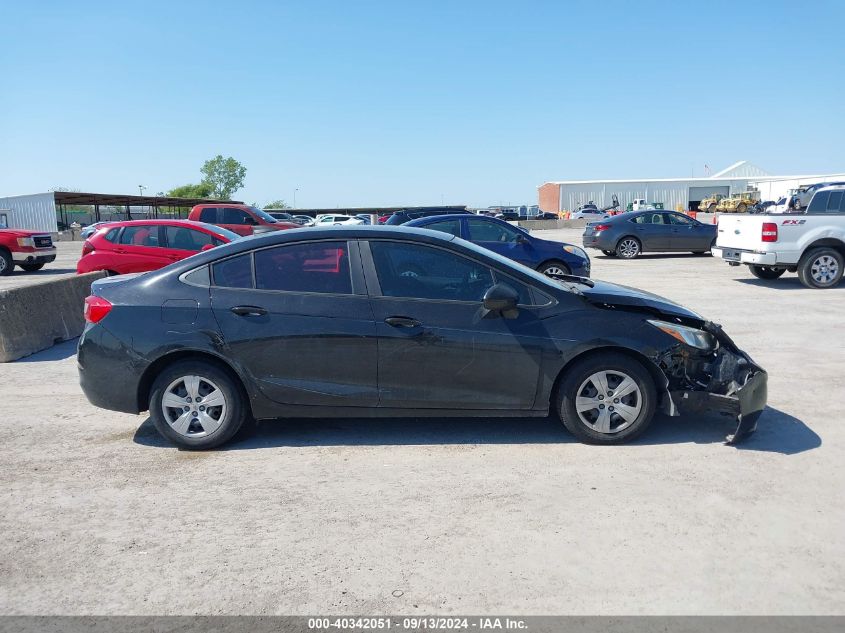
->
[0,272,105,362]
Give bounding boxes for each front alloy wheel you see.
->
[538,261,571,277]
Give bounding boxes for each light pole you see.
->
[138,185,146,196]
[293,188,299,209]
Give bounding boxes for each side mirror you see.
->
[482,283,520,319]
[201,244,216,252]
[516,233,528,244]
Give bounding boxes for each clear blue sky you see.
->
[2,0,843,208]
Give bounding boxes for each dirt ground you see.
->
[0,229,842,615]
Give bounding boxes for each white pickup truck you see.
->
[712,185,845,288]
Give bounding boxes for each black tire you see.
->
[537,260,571,277]
[737,203,747,213]
[149,360,248,449]
[749,265,786,280]
[0,249,12,276]
[601,250,616,257]
[556,352,657,444]
[19,262,45,272]
[797,247,844,289]
[615,237,641,259]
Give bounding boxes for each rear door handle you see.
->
[385,316,421,328]
[231,305,268,317]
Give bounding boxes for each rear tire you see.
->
[557,352,657,444]
[19,262,45,272]
[616,237,641,259]
[149,360,247,450]
[0,249,12,276]
[749,265,785,280]
[797,248,843,289]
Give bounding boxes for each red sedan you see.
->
[77,219,240,275]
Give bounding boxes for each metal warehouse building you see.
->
[538,161,845,213]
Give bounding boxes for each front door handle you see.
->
[231,305,268,317]
[385,316,421,328]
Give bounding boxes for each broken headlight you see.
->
[647,320,716,350]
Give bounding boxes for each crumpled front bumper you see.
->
[659,323,767,444]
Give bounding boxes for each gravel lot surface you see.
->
[1,228,842,615]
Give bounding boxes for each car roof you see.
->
[815,184,845,193]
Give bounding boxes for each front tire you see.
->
[537,260,571,277]
[557,352,657,444]
[19,262,45,272]
[0,249,12,276]
[616,237,641,259]
[149,360,247,449]
[797,248,843,289]
[749,265,785,280]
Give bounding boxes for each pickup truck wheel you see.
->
[798,248,843,289]
[0,249,12,276]
[557,352,657,444]
[616,237,641,259]
[19,262,45,272]
[749,265,785,280]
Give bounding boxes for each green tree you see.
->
[166,182,215,198]
[264,199,290,209]
[200,155,247,199]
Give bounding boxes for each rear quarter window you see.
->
[103,228,120,243]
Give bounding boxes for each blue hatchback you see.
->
[405,214,590,278]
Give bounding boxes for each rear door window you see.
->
[222,208,254,225]
[254,241,352,294]
[212,254,253,289]
[119,226,160,247]
[165,226,214,251]
[826,191,843,213]
[198,207,218,223]
[807,191,831,214]
[467,218,522,242]
[423,219,463,238]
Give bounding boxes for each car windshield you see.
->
[195,222,241,242]
[249,207,278,223]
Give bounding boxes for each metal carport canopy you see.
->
[52,191,242,208]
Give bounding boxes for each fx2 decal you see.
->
[782,219,806,225]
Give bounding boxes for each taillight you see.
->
[81,240,94,256]
[593,224,611,232]
[762,222,778,242]
[84,296,112,324]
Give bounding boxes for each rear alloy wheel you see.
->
[150,361,247,449]
[797,248,843,289]
[616,237,641,259]
[19,262,45,272]
[537,260,571,277]
[557,352,657,444]
[0,249,12,276]
[749,265,786,280]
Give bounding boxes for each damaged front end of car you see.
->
[652,320,767,444]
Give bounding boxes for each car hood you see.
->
[579,279,702,321]
[0,229,49,238]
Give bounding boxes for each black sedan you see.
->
[582,211,718,258]
[78,226,766,449]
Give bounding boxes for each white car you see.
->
[570,208,610,220]
[316,214,365,226]
[713,185,845,288]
